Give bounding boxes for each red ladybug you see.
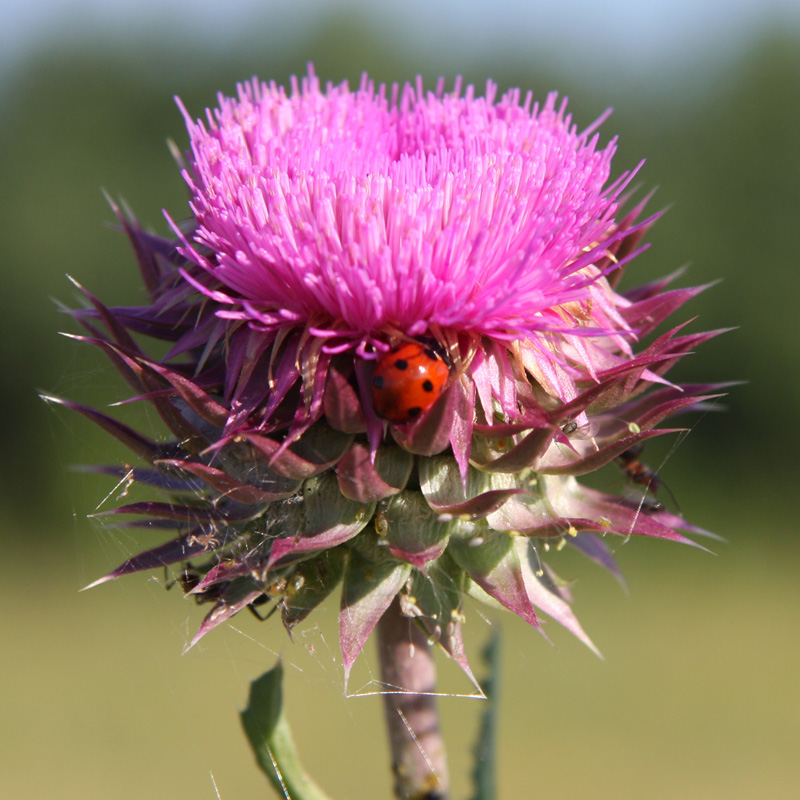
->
[371,342,450,422]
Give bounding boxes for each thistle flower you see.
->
[61,68,721,685]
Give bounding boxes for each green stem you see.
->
[241,662,333,800]
[376,598,449,800]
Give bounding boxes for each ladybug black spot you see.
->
[373,375,385,389]
[394,358,409,370]
[421,380,434,393]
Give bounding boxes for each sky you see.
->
[4,0,800,81]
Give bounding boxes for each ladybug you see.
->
[371,342,450,422]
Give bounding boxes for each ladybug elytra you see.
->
[371,342,450,422]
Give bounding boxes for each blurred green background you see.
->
[3,2,799,798]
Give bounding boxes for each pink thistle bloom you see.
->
[175,72,637,424]
[180,71,622,343]
[59,67,723,682]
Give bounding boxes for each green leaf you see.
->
[240,662,334,800]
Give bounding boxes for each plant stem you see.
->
[376,598,449,800]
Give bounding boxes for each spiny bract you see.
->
[57,67,723,683]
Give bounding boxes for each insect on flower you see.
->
[371,342,450,423]
[616,444,660,494]
[560,419,600,453]
[615,443,681,513]
[167,563,270,620]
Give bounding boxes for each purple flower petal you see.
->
[82,528,228,590]
[156,458,297,504]
[42,394,161,462]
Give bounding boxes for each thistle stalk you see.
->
[378,598,449,800]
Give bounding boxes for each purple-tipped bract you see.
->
[60,67,722,681]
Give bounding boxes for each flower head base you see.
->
[62,68,722,683]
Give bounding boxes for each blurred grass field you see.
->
[3,10,800,800]
[5,515,799,799]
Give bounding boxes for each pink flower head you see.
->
[175,70,641,399]
[61,67,722,681]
